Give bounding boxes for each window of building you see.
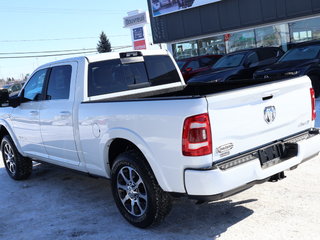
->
[198,36,226,55]
[46,65,72,100]
[226,30,255,53]
[289,17,320,43]
[255,26,282,47]
[173,41,198,60]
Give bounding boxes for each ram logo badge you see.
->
[264,106,276,124]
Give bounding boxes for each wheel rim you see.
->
[3,142,16,175]
[117,166,148,217]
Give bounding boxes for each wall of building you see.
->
[148,0,320,44]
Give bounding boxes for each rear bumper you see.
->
[184,129,320,200]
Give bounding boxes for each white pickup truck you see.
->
[0,50,319,228]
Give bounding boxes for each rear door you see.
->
[206,77,313,162]
[39,62,80,166]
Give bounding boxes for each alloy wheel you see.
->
[116,166,148,217]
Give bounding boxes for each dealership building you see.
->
[147,0,320,59]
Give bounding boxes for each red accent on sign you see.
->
[134,40,146,50]
[224,34,231,41]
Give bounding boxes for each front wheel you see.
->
[1,135,32,180]
[111,150,172,228]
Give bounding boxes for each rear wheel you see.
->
[111,150,172,228]
[1,135,32,180]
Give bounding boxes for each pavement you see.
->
[0,100,320,240]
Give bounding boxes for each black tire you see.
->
[309,74,320,98]
[1,135,32,180]
[111,150,172,228]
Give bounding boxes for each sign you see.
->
[123,10,149,50]
[133,27,144,41]
[134,40,147,50]
[124,12,147,28]
[224,33,230,41]
[151,0,222,17]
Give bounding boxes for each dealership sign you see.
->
[151,0,222,17]
[123,12,147,28]
[124,11,150,50]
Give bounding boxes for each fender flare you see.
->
[0,119,25,156]
[100,127,172,192]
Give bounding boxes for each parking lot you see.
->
[1,101,320,240]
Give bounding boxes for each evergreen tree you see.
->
[97,31,112,53]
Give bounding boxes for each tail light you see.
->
[310,88,316,121]
[182,113,212,156]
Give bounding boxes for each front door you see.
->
[11,69,48,158]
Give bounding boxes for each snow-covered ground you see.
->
[1,102,320,240]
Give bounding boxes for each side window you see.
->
[245,52,259,66]
[258,48,282,60]
[46,65,72,100]
[24,69,47,101]
[186,60,200,70]
[199,57,214,67]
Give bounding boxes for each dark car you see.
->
[176,55,222,81]
[254,40,320,97]
[187,47,284,84]
[0,82,25,97]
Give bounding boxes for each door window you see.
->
[46,65,72,100]
[245,52,259,66]
[186,60,200,70]
[24,69,47,101]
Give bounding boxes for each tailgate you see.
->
[206,76,314,162]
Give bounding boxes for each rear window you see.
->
[88,55,180,97]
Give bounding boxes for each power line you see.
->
[0,48,96,55]
[0,7,129,15]
[0,35,128,43]
[0,45,133,59]
[0,51,97,59]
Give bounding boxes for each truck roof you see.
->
[35,49,169,70]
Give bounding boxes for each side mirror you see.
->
[0,89,9,106]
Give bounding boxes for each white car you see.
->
[0,50,319,228]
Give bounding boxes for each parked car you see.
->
[188,47,284,84]
[0,50,319,228]
[176,55,222,81]
[0,82,24,97]
[254,40,320,97]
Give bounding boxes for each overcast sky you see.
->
[0,0,151,79]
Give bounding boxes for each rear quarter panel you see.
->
[78,97,212,193]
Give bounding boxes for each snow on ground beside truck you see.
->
[0,141,319,240]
